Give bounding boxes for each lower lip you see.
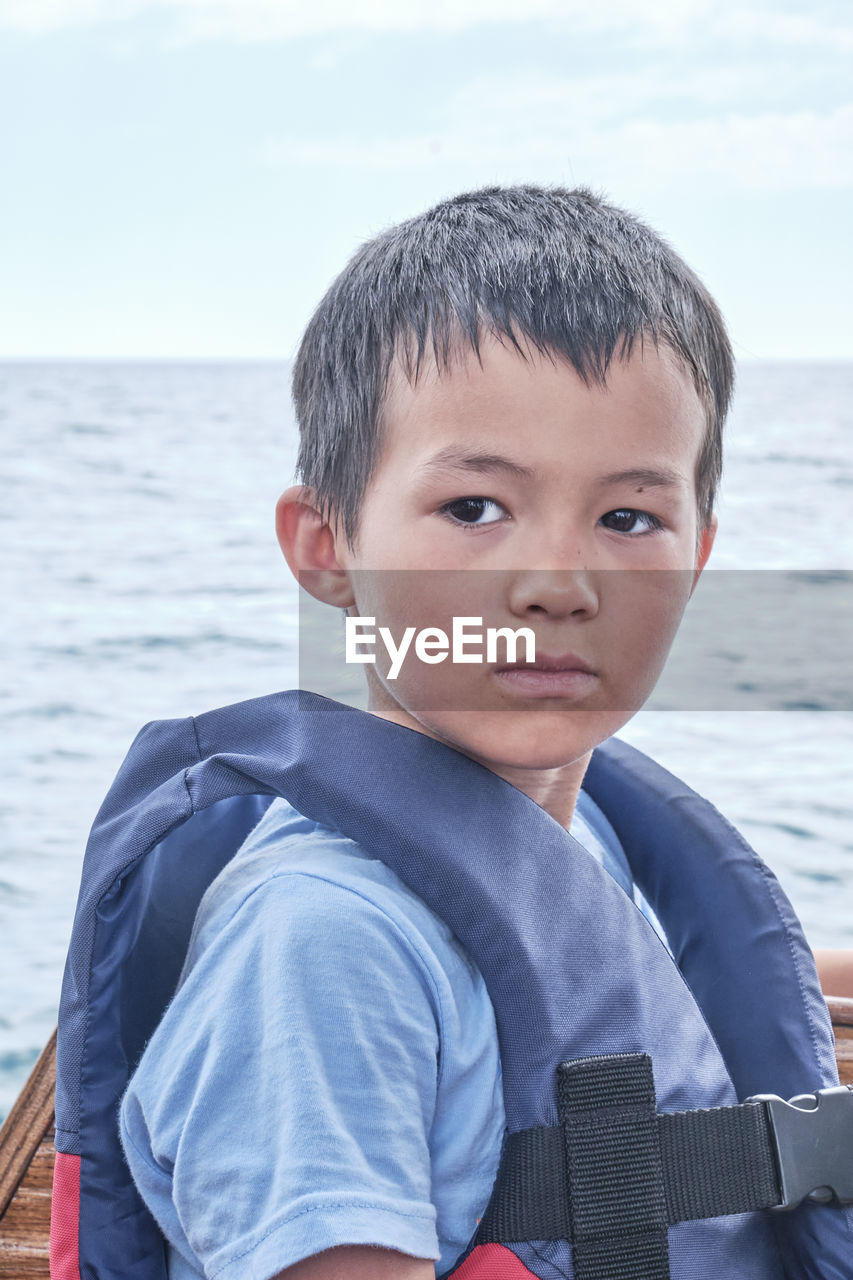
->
[493,668,598,698]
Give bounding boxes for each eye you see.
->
[440,497,508,528]
[599,508,664,536]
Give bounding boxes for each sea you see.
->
[1,358,852,1120]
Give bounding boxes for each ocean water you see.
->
[1,358,852,1120]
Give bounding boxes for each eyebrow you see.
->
[415,450,682,491]
[414,448,536,482]
[596,468,684,490]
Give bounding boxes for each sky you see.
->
[0,0,851,360]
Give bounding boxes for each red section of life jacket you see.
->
[50,1151,81,1280]
[451,1242,538,1278]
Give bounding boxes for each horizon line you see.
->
[1,354,852,366]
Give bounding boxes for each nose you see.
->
[506,569,600,619]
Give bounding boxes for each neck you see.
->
[478,756,590,831]
[364,695,590,831]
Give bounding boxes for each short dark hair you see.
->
[292,184,733,548]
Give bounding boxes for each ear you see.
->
[690,515,717,597]
[275,486,356,608]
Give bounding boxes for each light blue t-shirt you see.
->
[119,790,660,1279]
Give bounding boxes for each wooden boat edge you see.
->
[0,1030,56,1220]
[1,1002,852,1276]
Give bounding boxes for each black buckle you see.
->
[747,1085,853,1210]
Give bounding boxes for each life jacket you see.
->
[50,689,853,1280]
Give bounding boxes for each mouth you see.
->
[493,652,598,699]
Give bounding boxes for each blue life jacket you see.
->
[50,690,853,1279]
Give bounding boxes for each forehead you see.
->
[378,334,707,475]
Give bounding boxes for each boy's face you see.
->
[282,334,715,794]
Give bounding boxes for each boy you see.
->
[115,186,847,1280]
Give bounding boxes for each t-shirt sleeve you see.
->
[119,871,444,1280]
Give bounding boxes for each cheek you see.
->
[353,570,493,630]
[598,571,693,709]
[348,571,484,699]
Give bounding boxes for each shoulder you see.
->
[118,802,501,1277]
[125,798,497,1123]
[181,798,483,1013]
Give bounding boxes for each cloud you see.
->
[0,0,147,33]
[2,0,852,51]
[719,7,853,50]
[258,70,853,192]
[610,105,853,190]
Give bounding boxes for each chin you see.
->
[420,707,622,776]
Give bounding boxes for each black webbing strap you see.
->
[658,1097,779,1221]
[559,1054,669,1280]
[477,1053,782,1279]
